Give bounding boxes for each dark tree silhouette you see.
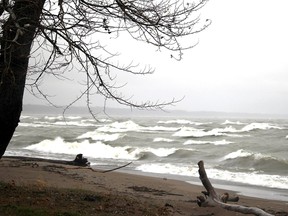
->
[0,0,210,158]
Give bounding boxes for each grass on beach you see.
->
[0,181,171,216]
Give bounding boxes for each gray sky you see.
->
[24,0,288,115]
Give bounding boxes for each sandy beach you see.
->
[0,157,287,216]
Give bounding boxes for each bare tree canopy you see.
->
[0,0,210,157]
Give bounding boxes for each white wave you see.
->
[222,120,245,125]
[24,137,178,160]
[223,149,252,160]
[222,149,269,161]
[64,116,82,120]
[98,118,113,123]
[172,127,223,138]
[77,131,124,142]
[206,168,288,189]
[43,115,82,121]
[173,122,282,138]
[241,122,283,132]
[173,122,283,138]
[24,137,140,160]
[136,163,288,189]
[153,137,174,143]
[20,118,95,127]
[53,121,95,127]
[12,132,21,137]
[212,126,239,133]
[184,139,234,145]
[20,115,39,120]
[97,120,178,133]
[136,163,198,176]
[44,116,64,120]
[209,140,233,145]
[225,133,250,138]
[97,120,142,133]
[18,122,53,128]
[145,126,179,132]
[144,147,177,157]
[158,119,208,125]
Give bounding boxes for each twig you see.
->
[66,162,133,173]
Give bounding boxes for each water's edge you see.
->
[116,167,288,202]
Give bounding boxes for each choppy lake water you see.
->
[6,113,288,201]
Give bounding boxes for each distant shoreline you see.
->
[23,104,288,119]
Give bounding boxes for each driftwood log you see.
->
[4,154,132,173]
[4,154,90,166]
[197,160,274,216]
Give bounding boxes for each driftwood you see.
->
[72,154,90,166]
[3,154,132,173]
[197,160,274,216]
[4,154,132,173]
[100,161,132,173]
[3,154,90,167]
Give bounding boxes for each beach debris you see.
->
[100,161,132,173]
[72,154,90,166]
[197,160,274,216]
[128,186,183,196]
[3,155,90,167]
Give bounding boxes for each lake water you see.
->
[6,112,288,201]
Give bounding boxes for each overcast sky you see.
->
[24,0,288,115]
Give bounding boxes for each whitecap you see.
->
[145,126,179,132]
[143,147,177,157]
[222,149,270,161]
[153,137,174,142]
[184,139,234,145]
[173,127,223,138]
[136,163,288,189]
[157,119,206,126]
[97,120,141,133]
[77,131,123,142]
[205,168,288,189]
[136,163,198,176]
[18,122,53,128]
[24,137,141,160]
[241,123,283,132]
[53,121,95,127]
[44,116,63,120]
[222,120,245,125]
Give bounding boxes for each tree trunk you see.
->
[0,0,45,158]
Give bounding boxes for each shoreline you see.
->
[3,155,288,201]
[1,156,288,215]
[91,160,288,202]
[117,168,288,202]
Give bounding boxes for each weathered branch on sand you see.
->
[100,162,132,173]
[197,160,274,216]
[4,154,132,173]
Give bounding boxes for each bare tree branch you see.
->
[23,0,210,114]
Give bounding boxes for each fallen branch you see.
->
[197,160,274,216]
[100,161,132,173]
[3,154,132,173]
[3,154,89,167]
